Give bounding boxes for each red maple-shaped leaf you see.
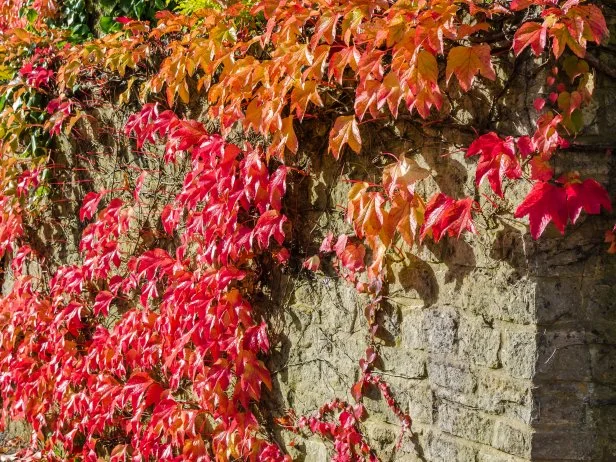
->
[514,181,568,238]
[268,166,288,211]
[530,156,554,181]
[133,171,146,203]
[420,194,477,243]
[513,22,547,56]
[510,0,534,11]
[560,173,612,223]
[516,135,535,158]
[235,350,272,407]
[92,291,114,317]
[333,234,366,273]
[251,210,287,249]
[242,322,270,353]
[466,132,521,197]
[516,175,612,239]
[79,192,104,222]
[123,372,157,411]
[319,232,334,253]
[161,204,181,235]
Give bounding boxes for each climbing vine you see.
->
[0,0,612,460]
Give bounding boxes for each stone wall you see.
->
[261,49,616,461]
[2,12,615,462]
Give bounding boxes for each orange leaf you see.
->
[290,80,323,121]
[328,115,362,159]
[446,45,495,92]
[382,154,430,198]
[386,193,426,247]
[549,23,586,58]
[377,72,404,118]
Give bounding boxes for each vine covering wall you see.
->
[0,0,614,460]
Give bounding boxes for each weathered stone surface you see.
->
[532,382,590,426]
[590,345,616,384]
[531,431,596,460]
[501,330,537,380]
[492,421,531,458]
[303,439,329,462]
[436,401,495,445]
[428,361,476,394]
[264,118,616,461]
[458,316,501,368]
[423,307,458,355]
[425,432,476,462]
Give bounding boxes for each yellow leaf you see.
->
[117,77,136,106]
[281,115,298,154]
[416,49,438,84]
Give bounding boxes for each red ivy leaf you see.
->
[161,205,181,235]
[513,22,547,56]
[514,181,568,238]
[530,156,554,181]
[351,379,364,402]
[561,174,612,223]
[269,166,288,211]
[335,240,366,273]
[93,291,114,317]
[80,192,104,222]
[517,136,535,158]
[243,322,270,353]
[134,171,146,203]
[319,232,334,253]
[251,210,287,249]
[302,255,320,272]
[515,175,611,239]
[510,0,534,11]
[534,97,546,111]
[420,194,477,242]
[466,132,521,197]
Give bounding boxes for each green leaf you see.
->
[565,109,585,133]
[100,16,122,34]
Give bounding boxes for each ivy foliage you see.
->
[0,0,612,460]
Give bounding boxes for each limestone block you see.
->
[423,307,458,355]
[491,421,532,458]
[425,432,476,462]
[436,401,495,445]
[458,316,501,368]
[427,361,476,395]
[501,330,537,380]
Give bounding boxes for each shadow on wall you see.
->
[530,220,616,461]
[388,255,439,307]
